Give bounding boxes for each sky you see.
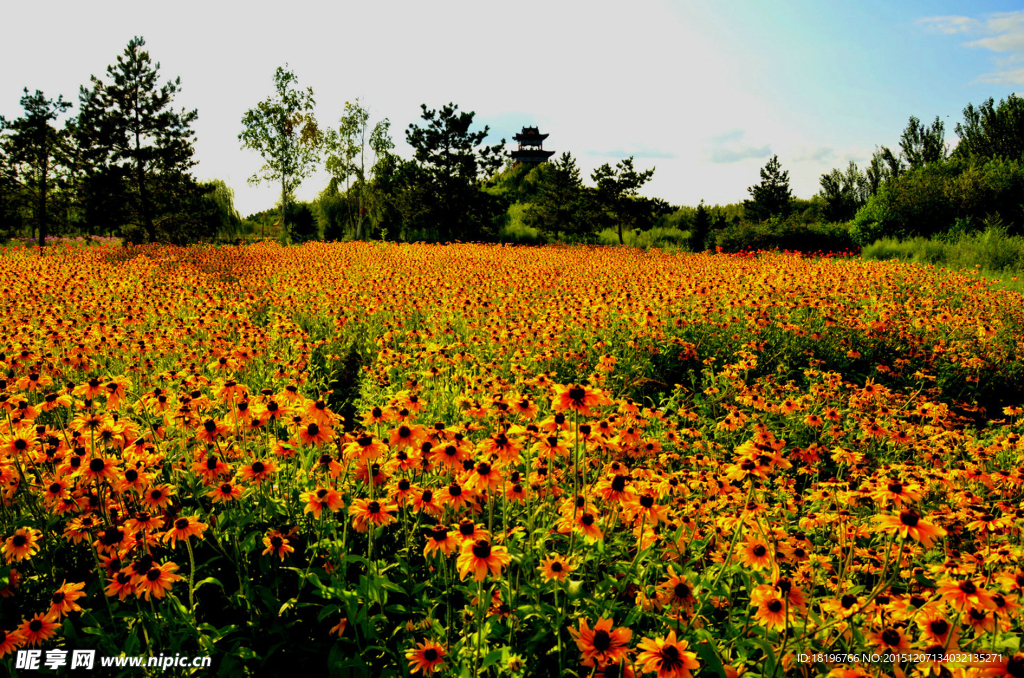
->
[1,0,1022,217]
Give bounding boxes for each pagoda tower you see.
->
[511,126,555,166]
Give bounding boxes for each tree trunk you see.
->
[617,222,624,245]
[39,154,48,249]
[281,177,287,241]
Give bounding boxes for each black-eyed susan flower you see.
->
[456,539,510,581]
[569,617,632,669]
[132,561,182,601]
[2,527,41,563]
[301,487,344,519]
[636,630,699,678]
[162,515,208,548]
[539,554,577,583]
[46,581,86,620]
[262,530,295,561]
[405,639,446,675]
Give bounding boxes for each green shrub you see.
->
[713,217,856,253]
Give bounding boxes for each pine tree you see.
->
[744,155,792,222]
[78,36,199,243]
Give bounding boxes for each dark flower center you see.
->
[767,599,783,613]
[881,628,900,645]
[220,483,232,494]
[307,423,320,435]
[460,523,474,536]
[175,518,189,530]
[204,420,217,433]
[52,591,65,604]
[368,501,381,514]
[398,426,411,437]
[674,583,691,599]
[593,629,611,651]
[888,482,903,494]
[900,510,920,527]
[841,594,857,608]
[472,540,491,559]
[316,489,328,499]
[146,568,162,581]
[640,495,654,508]
[959,581,977,594]
[252,462,265,474]
[611,476,626,492]
[398,480,410,491]
[567,386,586,403]
[29,619,43,632]
[581,514,595,526]
[551,562,563,572]
[89,458,105,472]
[271,536,283,548]
[930,619,949,635]
[752,545,767,557]
[424,648,438,662]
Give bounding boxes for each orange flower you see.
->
[349,499,398,532]
[406,639,446,675]
[47,581,87,620]
[636,630,700,678]
[132,561,182,601]
[552,383,611,415]
[162,515,208,548]
[301,487,344,519]
[539,555,577,582]
[2,527,41,563]
[874,509,946,548]
[17,613,59,647]
[937,578,996,611]
[456,539,510,581]
[0,628,24,658]
[569,617,633,668]
[262,530,295,561]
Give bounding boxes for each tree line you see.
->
[3,36,1022,249]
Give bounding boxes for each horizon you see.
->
[1,0,1022,217]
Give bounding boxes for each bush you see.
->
[713,217,856,254]
[862,226,1024,290]
[851,156,1024,245]
[597,227,688,250]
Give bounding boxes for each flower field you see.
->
[2,241,1024,677]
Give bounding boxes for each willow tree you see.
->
[239,66,321,240]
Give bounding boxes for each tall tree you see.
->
[0,89,73,246]
[690,200,711,252]
[899,115,947,170]
[523,152,592,240]
[323,100,393,240]
[405,103,505,241]
[954,94,1024,161]
[239,65,322,241]
[819,161,869,223]
[743,154,792,222]
[591,156,656,244]
[78,36,198,243]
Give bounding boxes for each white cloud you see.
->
[921,10,1024,85]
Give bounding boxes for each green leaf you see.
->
[481,648,506,671]
[694,639,727,678]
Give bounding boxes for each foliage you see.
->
[819,161,869,223]
[953,93,1024,161]
[590,157,657,244]
[713,216,857,253]
[522,153,598,240]
[689,201,710,252]
[743,154,792,222]
[404,103,506,241]
[77,37,199,244]
[850,155,1024,245]
[239,65,322,237]
[0,89,74,246]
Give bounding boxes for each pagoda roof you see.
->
[514,126,549,142]
[511,148,556,161]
